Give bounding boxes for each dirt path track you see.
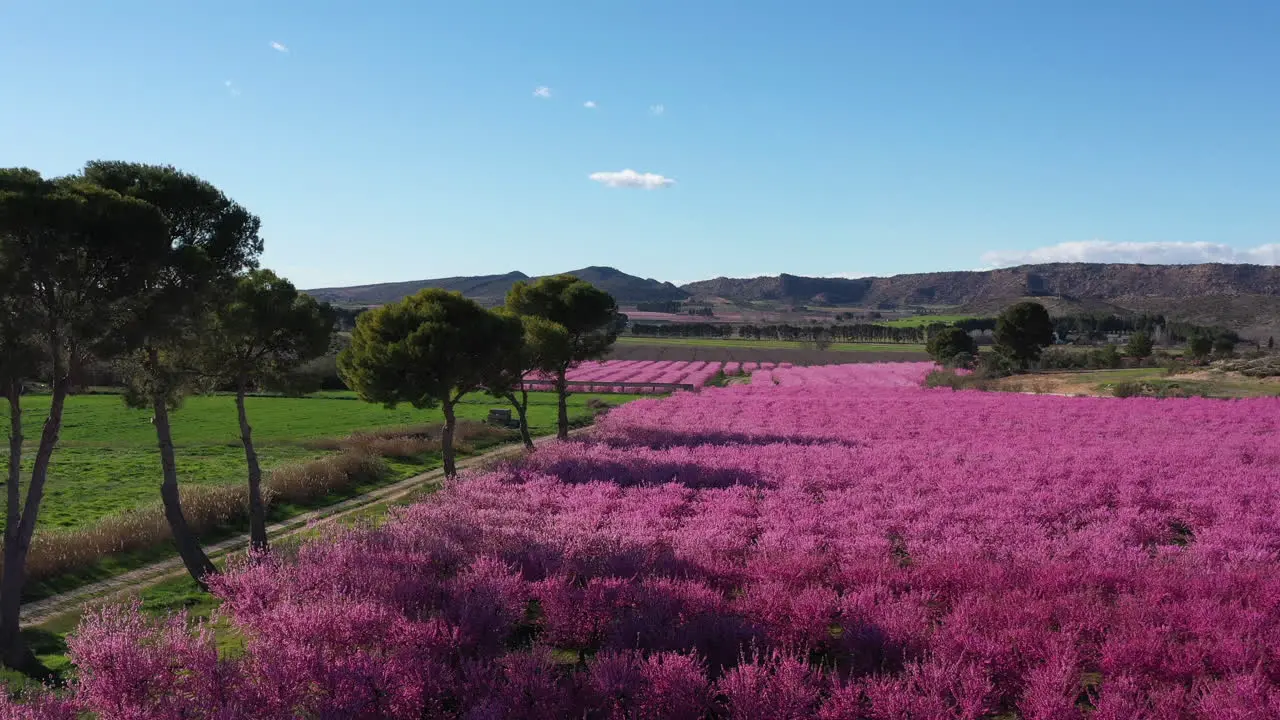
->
[21,432,574,626]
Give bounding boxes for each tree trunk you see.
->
[5,386,20,546]
[0,542,28,671]
[504,389,534,450]
[0,387,30,671]
[235,384,268,555]
[441,400,457,478]
[153,393,218,588]
[0,366,69,670]
[555,370,569,441]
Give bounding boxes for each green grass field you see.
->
[1,391,639,533]
[617,336,928,353]
[1059,368,1157,381]
[875,314,977,328]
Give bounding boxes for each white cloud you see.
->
[270,41,289,53]
[982,240,1280,268]
[583,100,597,109]
[823,272,869,279]
[533,86,552,99]
[224,80,241,96]
[649,104,665,116]
[589,169,676,189]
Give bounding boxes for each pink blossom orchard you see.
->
[525,360,734,393]
[10,362,1280,718]
[526,359,798,392]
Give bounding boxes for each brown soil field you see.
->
[991,368,1280,398]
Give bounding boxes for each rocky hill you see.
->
[682,263,1280,336]
[307,266,687,307]
[681,264,1280,307]
[308,263,1280,335]
[567,266,688,305]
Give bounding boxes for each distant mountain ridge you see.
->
[307,262,1280,335]
[681,263,1280,307]
[681,263,1280,336]
[306,266,687,307]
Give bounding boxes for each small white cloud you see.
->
[583,100,597,109]
[589,169,676,189]
[224,80,241,96]
[533,86,552,99]
[823,272,869,279]
[270,41,289,53]
[649,104,665,116]
[982,240,1280,268]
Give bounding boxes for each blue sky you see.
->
[3,1,1279,288]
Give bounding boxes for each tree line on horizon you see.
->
[928,300,1243,373]
[338,274,620,475]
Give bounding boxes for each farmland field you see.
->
[616,336,927,352]
[875,313,975,328]
[527,359,734,392]
[25,362,1280,718]
[611,336,929,365]
[0,391,639,532]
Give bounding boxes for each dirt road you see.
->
[21,432,572,626]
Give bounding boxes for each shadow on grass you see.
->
[0,626,73,690]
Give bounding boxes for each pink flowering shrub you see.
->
[0,694,78,720]
[14,362,1280,718]
[66,603,262,718]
